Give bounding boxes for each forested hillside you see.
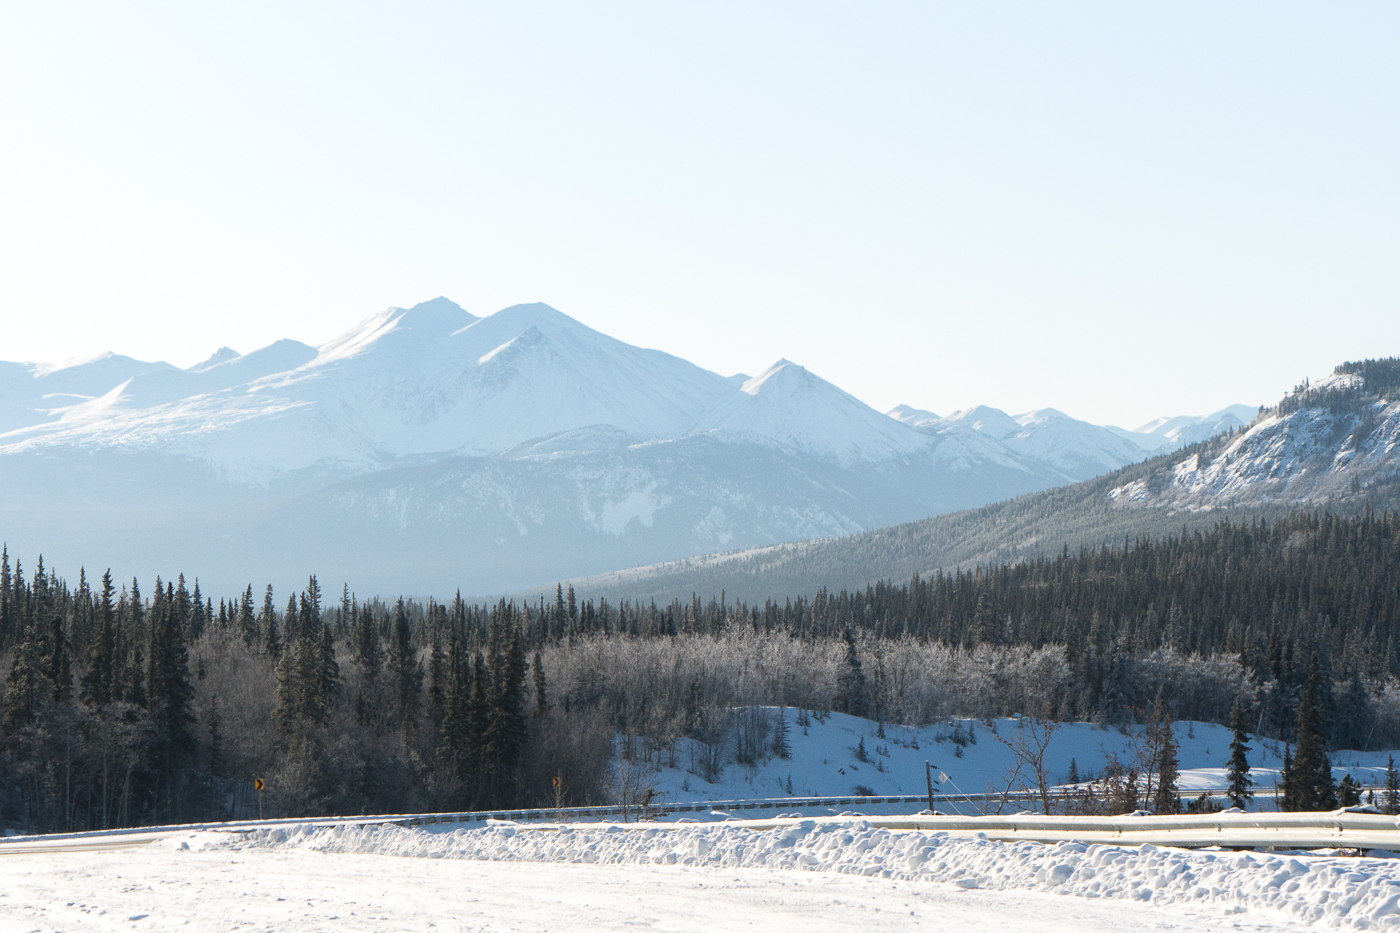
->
[4,507,1400,833]
[570,357,1400,604]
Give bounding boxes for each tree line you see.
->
[4,505,1400,832]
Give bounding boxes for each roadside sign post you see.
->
[925,761,935,813]
[255,778,265,820]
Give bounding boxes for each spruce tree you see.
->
[389,598,422,745]
[484,625,528,806]
[284,594,300,644]
[1288,661,1338,811]
[1385,755,1399,815]
[772,707,792,759]
[834,628,867,717]
[1151,709,1180,815]
[2,628,45,733]
[47,596,72,703]
[80,570,118,708]
[427,602,446,732]
[260,585,281,660]
[317,621,340,719]
[1337,775,1362,808]
[0,545,10,651]
[1226,697,1254,809]
[238,585,257,647]
[532,650,547,717]
[146,579,196,808]
[1279,744,1295,811]
[438,616,473,783]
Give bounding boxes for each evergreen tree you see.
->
[316,620,341,719]
[1151,709,1180,815]
[532,650,547,717]
[207,700,226,778]
[284,594,300,644]
[261,585,281,660]
[1226,697,1254,809]
[389,598,422,745]
[1335,668,1373,751]
[356,600,383,680]
[1280,744,1296,811]
[123,579,147,708]
[1286,661,1338,811]
[188,579,205,639]
[0,545,11,651]
[772,707,791,759]
[834,628,867,717]
[46,593,72,703]
[427,603,446,732]
[145,579,196,809]
[2,625,46,733]
[1384,755,1399,815]
[1337,774,1362,808]
[438,614,473,786]
[80,570,118,708]
[484,624,528,806]
[238,585,257,647]
[466,650,490,796]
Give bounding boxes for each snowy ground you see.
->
[8,714,1400,932]
[0,822,1341,933]
[647,712,1400,811]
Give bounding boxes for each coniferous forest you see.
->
[3,506,1400,833]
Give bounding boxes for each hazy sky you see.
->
[1,3,1396,427]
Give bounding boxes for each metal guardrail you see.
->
[7,796,1398,853]
[654,810,1400,851]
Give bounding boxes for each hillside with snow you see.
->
[553,360,1400,604]
[0,298,1250,595]
[1107,370,1400,511]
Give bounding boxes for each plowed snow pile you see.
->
[229,820,1400,929]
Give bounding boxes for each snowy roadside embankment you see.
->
[226,820,1400,930]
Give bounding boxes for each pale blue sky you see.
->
[1,2,1395,427]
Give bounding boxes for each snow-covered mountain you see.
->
[0,298,1251,595]
[884,401,1238,483]
[1106,405,1259,454]
[1107,368,1400,511]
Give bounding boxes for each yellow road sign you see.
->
[254,778,265,791]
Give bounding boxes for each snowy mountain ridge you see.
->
[1107,362,1400,511]
[0,298,1254,594]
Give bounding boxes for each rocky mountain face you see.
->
[1108,367,1400,511]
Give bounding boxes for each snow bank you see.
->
[229,820,1400,929]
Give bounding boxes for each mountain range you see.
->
[0,297,1253,596]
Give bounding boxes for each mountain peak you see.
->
[887,404,939,427]
[395,296,479,332]
[187,347,241,372]
[943,405,1022,440]
[741,359,808,396]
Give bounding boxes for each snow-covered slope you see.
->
[693,361,933,464]
[0,297,1259,594]
[638,709,1399,810]
[886,403,1158,483]
[1106,405,1259,454]
[1108,370,1400,511]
